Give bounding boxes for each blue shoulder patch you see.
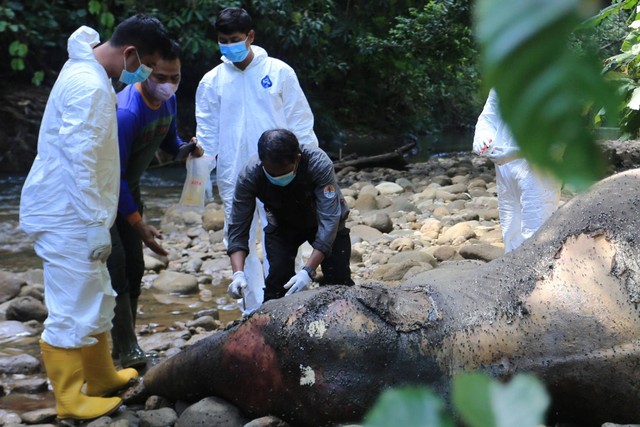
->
[261,75,273,88]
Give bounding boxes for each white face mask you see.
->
[145,79,179,101]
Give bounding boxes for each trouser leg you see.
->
[264,226,304,302]
[496,163,523,252]
[107,217,146,368]
[319,227,355,286]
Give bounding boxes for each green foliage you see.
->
[364,373,549,427]
[600,0,640,139]
[475,0,621,189]
[354,1,481,131]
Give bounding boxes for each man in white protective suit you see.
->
[19,15,172,421]
[196,7,318,314]
[473,88,561,252]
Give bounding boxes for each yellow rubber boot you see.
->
[81,332,139,397]
[39,340,122,420]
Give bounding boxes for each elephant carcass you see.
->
[143,169,640,426]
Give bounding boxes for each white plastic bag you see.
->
[178,156,215,213]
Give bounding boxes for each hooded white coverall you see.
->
[196,45,318,313]
[473,89,560,252]
[20,26,119,348]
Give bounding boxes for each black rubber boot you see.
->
[111,292,147,370]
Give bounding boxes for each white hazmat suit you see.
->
[473,89,560,252]
[20,26,119,348]
[196,45,318,314]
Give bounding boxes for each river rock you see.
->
[146,395,174,410]
[477,208,500,221]
[0,354,40,374]
[440,183,467,194]
[139,330,192,353]
[388,250,438,267]
[375,181,404,195]
[144,255,167,272]
[0,271,24,303]
[430,175,452,186]
[371,259,418,281]
[6,296,47,322]
[176,396,247,427]
[387,196,420,213]
[18,284,44,301]
[350,225,384,243]
[186,315,218,331]
[202,209,225,232]
[0,320,37,340]
[10,377,48,394]
[389,237,415,252]
[363,213,393,233]
[0,409,22,425]
[19,408,56,424]
[459,243,504,262]
[353,193,378,212]
[359,184,379,197]
[437,222,476,245]
[137,407,178,427]
[244,415,291,427]
[420,218,443,240]
[433,245,457,261]
[152,271,199,295]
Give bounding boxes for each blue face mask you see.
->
[119,49,152,85]
[264,166,296,187]
[219,38,250,63]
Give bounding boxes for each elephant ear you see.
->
[354,283,440,332]
[474,0,620,190]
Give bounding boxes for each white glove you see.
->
[284,270,312,296]
[86,225,111,262]
[486,145,521,165]
[473,138,493,156]
[228,271,247,299]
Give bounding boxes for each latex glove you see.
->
[86,225,111,262]
[228,271,247,299]
[472,136,493,156]
[284,270,312,296]
[486,145,521,165]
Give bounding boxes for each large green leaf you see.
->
[475,0,621,189]
[364,386,454,427]
[453,373,549,427]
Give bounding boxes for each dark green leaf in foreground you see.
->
[474,0,621,189]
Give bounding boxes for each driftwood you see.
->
[332,141,417,171]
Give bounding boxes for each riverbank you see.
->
[1,143,639,426]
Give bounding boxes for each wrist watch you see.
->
[302,265,316,279]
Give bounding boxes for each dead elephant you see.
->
[144,169,640,426]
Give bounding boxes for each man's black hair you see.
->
[110,14,172,58]
[215,7,254,35]
[258,129,300,165]
[163,39,181,61]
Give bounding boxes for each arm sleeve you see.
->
[115,108,141,217]
[160,96,185,157]
[282,69,318,148]
[473,88,499,155]
[226,167,258,256]
[195,78,220,158]
[309,153,342,255]
[57,81,118,226]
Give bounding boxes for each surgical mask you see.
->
[219,38,250,63]
[146,79,179,101]
[119,49,152,85]
[264,167,296,187]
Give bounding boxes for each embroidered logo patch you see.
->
[261,75,273,88]
[324,185,336,199]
